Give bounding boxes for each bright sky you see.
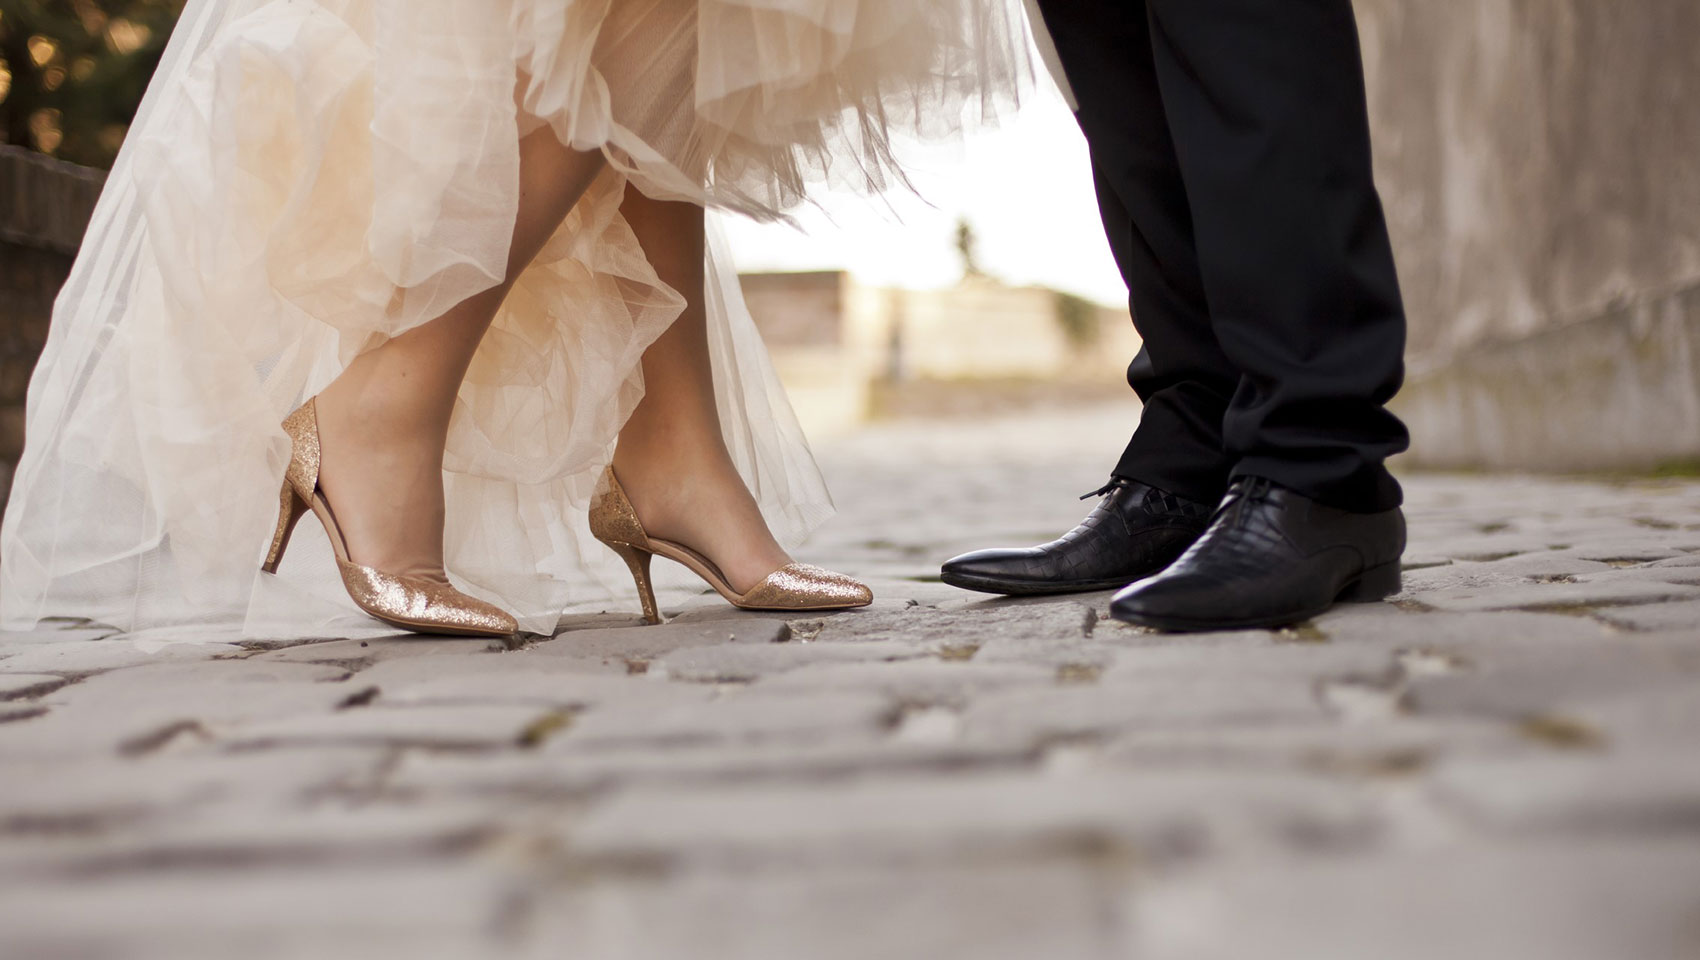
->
[713,69,1130,308]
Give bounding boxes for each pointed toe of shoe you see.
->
[939,548,1040,591]
[742,563,872,611]
[1109,575,1209,629]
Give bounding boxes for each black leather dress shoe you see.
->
[940,478,1213,596]
[1110,476,1405,632]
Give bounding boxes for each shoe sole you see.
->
[1111,561,1403,633]
[939,570,1142,597]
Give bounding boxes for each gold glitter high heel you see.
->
[589,466,872,625]
[262,398,519,639]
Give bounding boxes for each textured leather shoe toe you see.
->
[940,478,1212,596]
[1110,476,1405,632]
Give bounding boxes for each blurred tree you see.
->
[0,0,184,169]
[954,218,984,279]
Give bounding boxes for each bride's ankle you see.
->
[307,387,453,579]
[609,436,792,591]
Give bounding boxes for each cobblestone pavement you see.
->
[3,405,1699,960]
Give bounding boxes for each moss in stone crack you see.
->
[1303,748,1431,779]
[938,643,980,662]
[1275,623,1330,644]
[1649,458,1700,479]
[1517,713,1604,751]
[1056,663,1102,685]
[517,710,575,749]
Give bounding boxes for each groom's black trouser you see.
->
[1037,0,1410,513]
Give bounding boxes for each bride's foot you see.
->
[268,395,516,638]
[591,460,869,623]
[310,377,455,585]
[610,438,793,595]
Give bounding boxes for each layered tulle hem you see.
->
[0,0,1028,637]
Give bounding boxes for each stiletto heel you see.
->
[606,542,661,625]
[261,481,310,574]
[263,398,519,638]
[589,466,871,620]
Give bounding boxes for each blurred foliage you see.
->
[0,0,184,169]
[1053,290,1099,349]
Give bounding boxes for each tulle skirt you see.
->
[0,0,1028,638]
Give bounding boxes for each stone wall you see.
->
[1355,0,1700,470]
[0,147,105,505]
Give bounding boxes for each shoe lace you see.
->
[1221,476,1274,528]
[1079,478,1123,501]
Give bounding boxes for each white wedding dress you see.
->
[0,0,1029,639]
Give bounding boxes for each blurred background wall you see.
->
[1357,0,1700,472]
[2,0,1698,480]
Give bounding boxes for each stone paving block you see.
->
[1568,682,1700,744]
[554,689,894,752]
[0,661,352,759]
[1593,563,1700,587]
[255,634,508,667]
[756,659,1056,704]
[1091,622,1295,650]
[9,801,516,883]
[0,624,122,647]
[529,619,789,671]
[1427,748,1700,836]
[1100,716,1523,775]
[961,679,1333,748]
[973,632,1118,668]
[394,738,1031,801]
[0,865,519,960]
[1393,562,1523,595]
[569,769,1379,868]
[665,602,872,626]
[1551,540,1689,563]
[0,638,244,676]
[1132,839,1700,960]
[1593,598,1700,631]
[1102,644,1395,685]
[1314,607,1615,649]
[1413,533,1568,562]
[807,597,1094,653]
[226,703,557,751]
[0,746,389,837]
[651,639,927,683]
[87,933,500,960]
[1469,552,1616,579]
[1407,643,1697,722]
[369,663,712,710]
[1409,576,1700,613]
[535,859,1131,960]
[0,672,68,699]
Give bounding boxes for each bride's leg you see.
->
[610,183,793,593]
[313,127,606,579]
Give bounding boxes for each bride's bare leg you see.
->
[611,184,793,593]
[312,127,606,579]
